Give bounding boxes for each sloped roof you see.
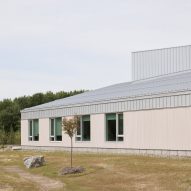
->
[22,70,191,112]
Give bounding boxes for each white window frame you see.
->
[105,113,124,142]
[75,117,82,141]
[28,120,33,141]
[49,118,62,142]
[116,113,124,141]
[50,118,55,141]
[75,115,91,142]
[28,119,39,142]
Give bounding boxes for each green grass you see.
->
[1,150,191,191]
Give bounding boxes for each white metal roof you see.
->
[22,70,191,113]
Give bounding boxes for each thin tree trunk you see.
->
[71,137,73,168]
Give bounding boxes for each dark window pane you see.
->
[29,120,33,136]
[118,114,123,135]
[56,135,62,141]
[76,116,81,135]
[81,115,91,141]
[33,119,39,141]
[107,120,116,141]
[82,121,90,141]
[82,115,90,121]
[117,137,124,141]
[106,113,116,120]
[34,135,39,141]
[51,119,54,136]
[55,118,62,136]
[55,118,62,141]
[106,114,116,141]
[33,119,39,136]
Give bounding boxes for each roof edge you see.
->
[132,44,191,54]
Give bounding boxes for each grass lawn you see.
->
[0,150,191,191]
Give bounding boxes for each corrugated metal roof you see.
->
[22,70,191,112]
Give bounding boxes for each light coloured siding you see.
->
[125,108,191,150]
[22,107,191,151]
[132,45,191,80]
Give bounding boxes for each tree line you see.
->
[0,90,85,146]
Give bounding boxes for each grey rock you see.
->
[59,166,85,175]
[23,156,45,168]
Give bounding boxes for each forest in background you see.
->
[0,90,85,146]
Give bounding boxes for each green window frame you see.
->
[76,115,91,141]
[50,117,62,141]
[106,113,124,142]
[28,119,39,141]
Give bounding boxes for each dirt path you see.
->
[4,166,64,191]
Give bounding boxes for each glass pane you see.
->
[77,117,81,135]
[82,115,90,122]
[82,121,90,141]
[106,114,116,141]
[29,120,32,136]
[33,119,39,141]
[118,114,123,135]
[33,120,39,136]
[106,113,116,120]
[55,118,62,141]
[50,119,54,136]
[76,137,81,141]
[77,126,81,135]
[117,137,124,141]
[56,136,62,141]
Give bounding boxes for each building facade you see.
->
[21,45,191,156]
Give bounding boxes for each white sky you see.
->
[0,0,191,100]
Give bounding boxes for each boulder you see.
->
[23,156,45,168]
[59,166,85,175]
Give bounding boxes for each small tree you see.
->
[62,116,80,168]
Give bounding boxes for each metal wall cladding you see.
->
[21,69,191,114]
[132,45,191,81]
[21,91,191,120]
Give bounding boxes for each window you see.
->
[76,115,91,141]
[117,114,124,141]
[28,119,39,141]
[50,117,62,141]
[106,113,124,141]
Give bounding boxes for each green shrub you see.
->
[0,128,21,146]
[14,130,21,145]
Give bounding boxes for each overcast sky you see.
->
[0,0,191,100]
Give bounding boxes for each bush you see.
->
[14,130,21,145]
[0,128,9,148]
[0,128,21,147]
